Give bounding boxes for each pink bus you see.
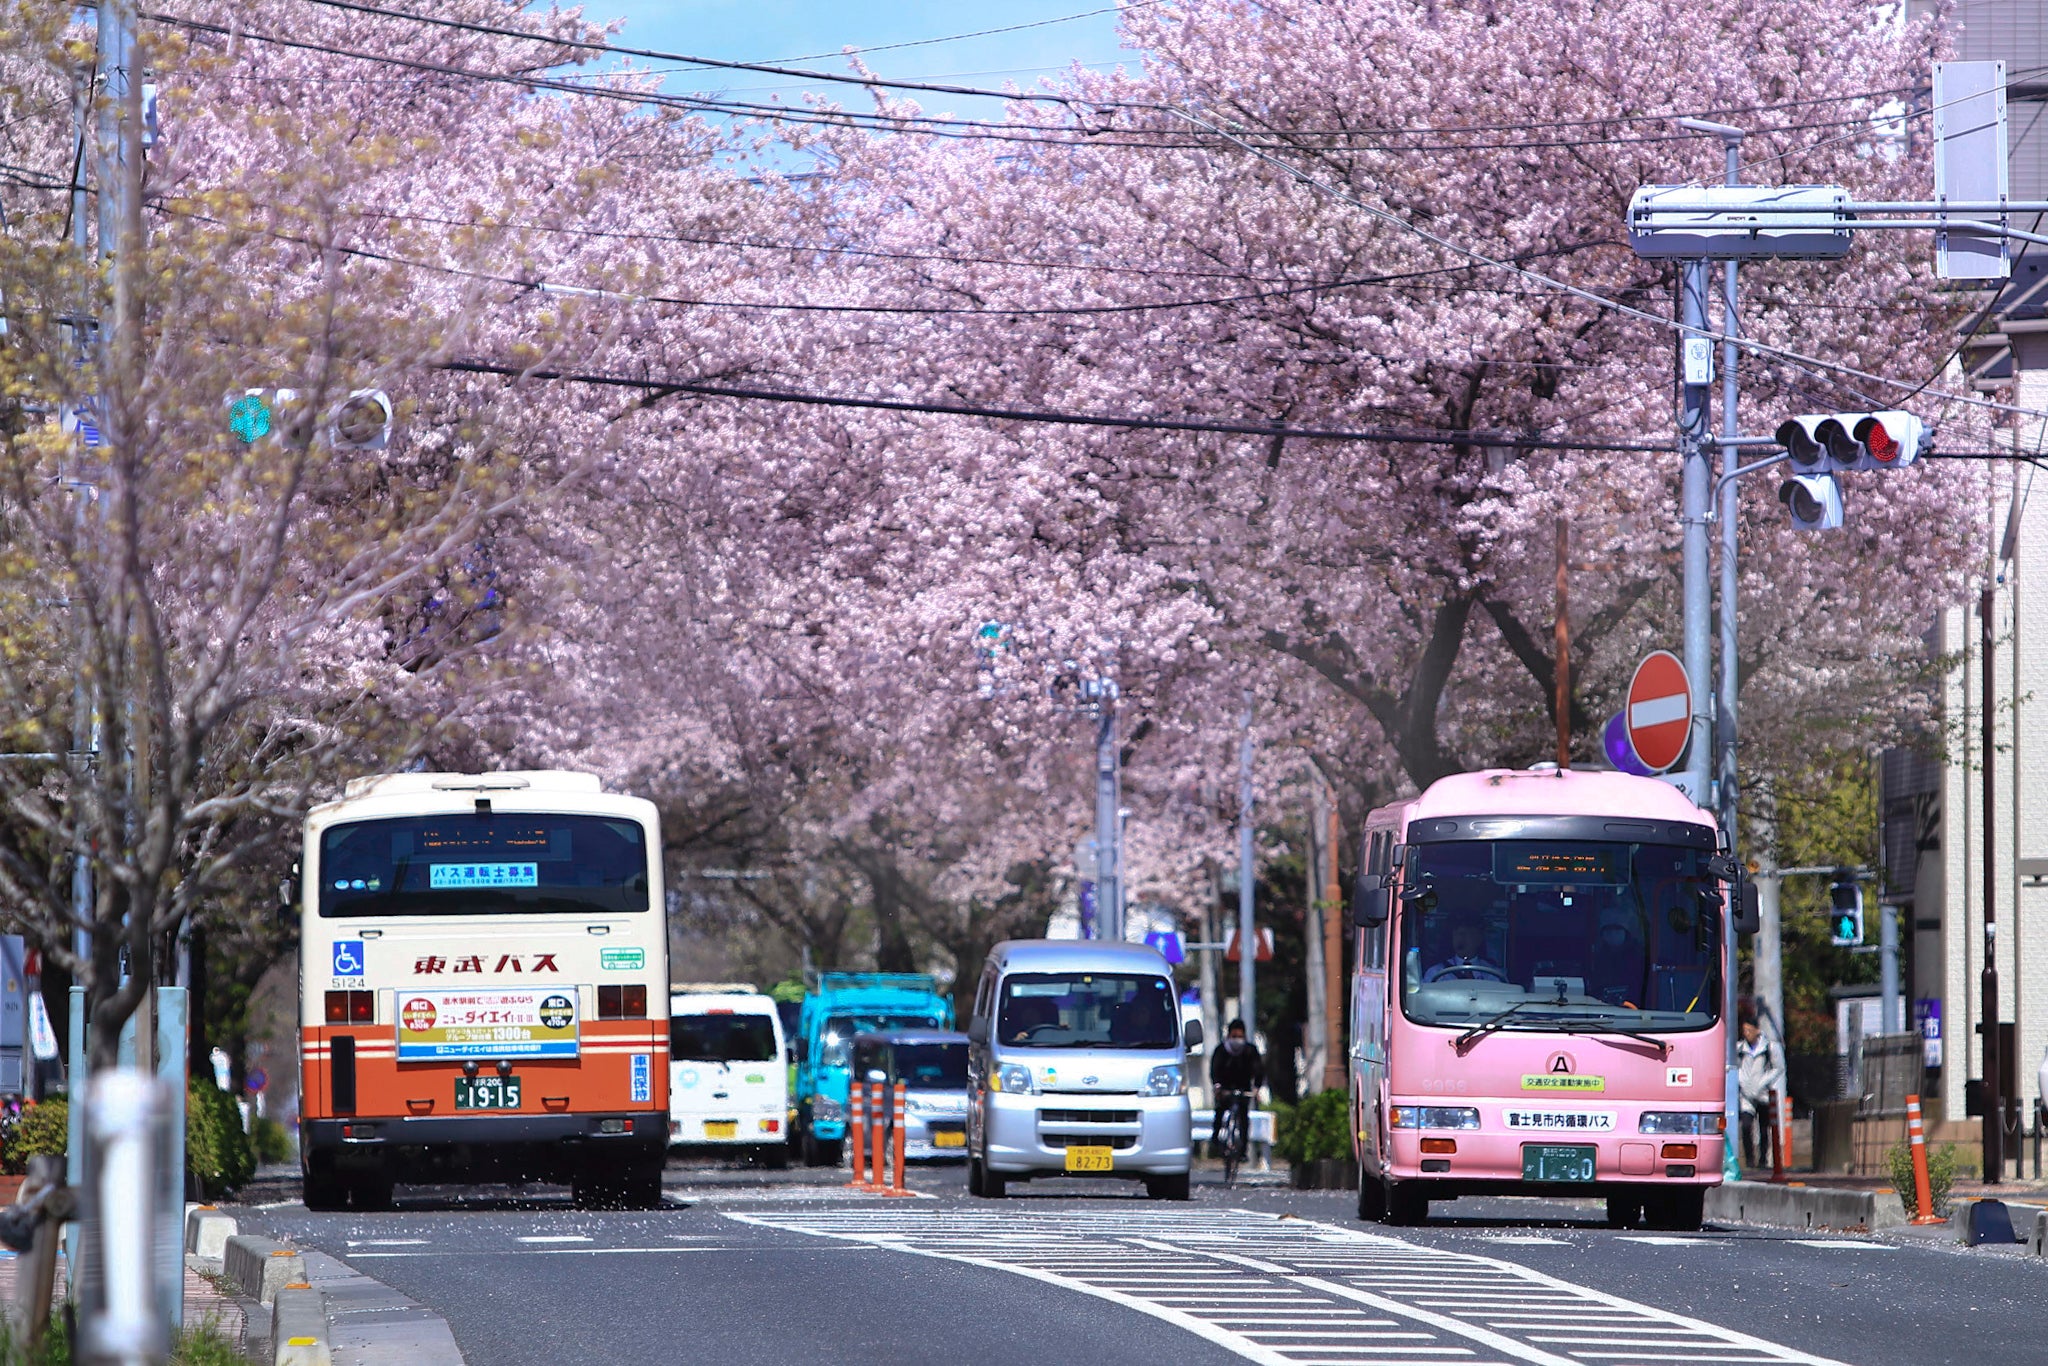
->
[1348,766,1755,1231]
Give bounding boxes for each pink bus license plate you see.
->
[1523,1145,1596,1182]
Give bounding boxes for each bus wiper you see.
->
[1552,1019,1672,1057]
[1453,1002,1545,1054]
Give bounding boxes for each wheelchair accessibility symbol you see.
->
[332,940,365,979]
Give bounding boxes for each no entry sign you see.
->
[1625,650,1692,773]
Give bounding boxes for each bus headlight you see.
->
[994,1063,1036,1095]
[1389,1106,1480,1130]
[1638,1111,1725,1135]
[1140,1065,1185,1097]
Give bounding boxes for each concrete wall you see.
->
[1928,360,2048,1132]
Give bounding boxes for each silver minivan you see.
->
[965,939,1201,1200]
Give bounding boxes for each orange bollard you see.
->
[1906,1094,1944,1224]
[868,1082,887,1190]
[844,1083,867,1187]
[888,1081,909,1196]
[1780,1092,1795,1174]
[1769,1088,1786,1183]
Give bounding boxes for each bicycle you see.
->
[1214,1089,1252,1188]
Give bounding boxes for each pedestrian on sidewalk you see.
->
[1736,1005,1785,1172]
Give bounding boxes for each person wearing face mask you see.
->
[1209,1019,1266,1158]
[1588,905,1646,1006]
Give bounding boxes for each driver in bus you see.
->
[1423,914,1506,982]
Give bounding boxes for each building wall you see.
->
[1929,363,2048,1130]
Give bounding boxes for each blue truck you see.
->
[792,972,953,1166]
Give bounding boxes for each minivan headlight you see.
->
[994,1063,1036,1095]
[1140,1065,1185,1098]
[1388,1106,1480,1130]
[1638,1111,1725,1135]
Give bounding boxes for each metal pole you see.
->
[1321,781,1345,1094]
[1879,905,1901,1036]
[154,987,186,1333]
[1754,782,1784,1046]
[1715,132,1745,1187]
[1237,694,1256,1033]
[1554,518,1570,766]
[1679,261,1713,806]
[1093,686,1122,942]
[1981,583,2003,1181]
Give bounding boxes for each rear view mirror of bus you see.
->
[1733,882,1761,936]
[1353,878,1390,928]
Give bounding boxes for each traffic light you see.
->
[1828,871,1864,946]
[329,389,392,450]
[1778,473,1843,530]
[1775,411,1931,474]
[226,388,297,445]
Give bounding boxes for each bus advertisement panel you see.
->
[1350,767,1737,1232]
[298,771,668,1210]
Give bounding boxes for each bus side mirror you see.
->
[1182,1019,1204,1052]
[967,1018,990,1046]
[1352,877,1389,928]
[1733,882,1760,936]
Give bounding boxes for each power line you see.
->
[439,355,1674,451]
[759,2,1152,65]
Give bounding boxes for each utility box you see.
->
[0,936,27,1095]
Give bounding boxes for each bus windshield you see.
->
[319,813,650,917]
[1398,839,1721,1033]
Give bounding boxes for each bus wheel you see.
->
[302,1155,348,1213]
[351,1167,395,1213]
[1356,1171,1387,1222]
[1605,1193,1645,1228]
[1385,1182,1429,1226]
[1644,1188,1704,1232]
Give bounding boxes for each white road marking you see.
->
[347,1238,430,1247]
[515,1234,593,1244]
[1617,1235,1709,1246]
[1786,1239,1893,1250]
[727,1208,1849,1366]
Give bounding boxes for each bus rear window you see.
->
[319,813,650,917]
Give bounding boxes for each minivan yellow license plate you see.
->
[704,1120,738,1139]
[1064,1145,1113,1173]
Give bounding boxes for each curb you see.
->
[214,1230,463,1365]
[1704,1179,1902,1233]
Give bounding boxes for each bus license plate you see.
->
[1523,1144,1597,1182]
[1064,1145,1113,1173]
[931,1128,965,1149]
[704,1120,738,1139]
[455,1076,521,1110]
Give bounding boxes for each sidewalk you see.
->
[0,1247,247,1349]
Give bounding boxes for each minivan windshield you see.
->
[997,972,1177,1049]
[819,1014,938,1069]
[671,1014,777,1063]
[1399,839,1722,1033]
[895,1043,968,1089]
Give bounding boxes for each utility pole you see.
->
[1753,782,1784,1045]
[1091,681,1123,943]
[1237,694,1255,1032]
[1981,582,2003,1182]
[1554,518,1570,766]
[1320,776,1345,1093]
[1678,257,1713,811]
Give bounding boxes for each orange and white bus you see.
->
[296,770,668,1210]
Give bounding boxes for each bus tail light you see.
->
[324,990,374,1023]
[1420,1138,1458,1155]
[598,985,649,1019]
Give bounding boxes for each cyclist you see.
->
[1209,1018,1266,1161]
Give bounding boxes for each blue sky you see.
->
[575,1,1142,123]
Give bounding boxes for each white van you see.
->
[669,985,789,1167]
